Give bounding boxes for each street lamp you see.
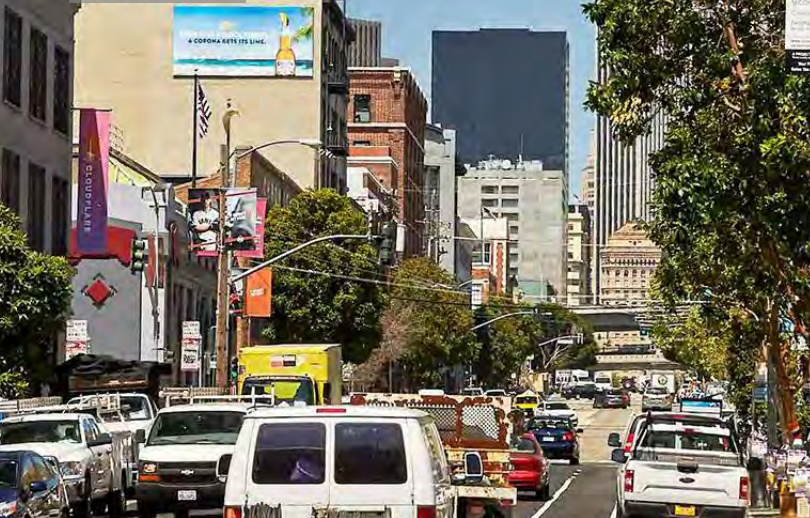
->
[140,182,171,361]
[232,138,323,162]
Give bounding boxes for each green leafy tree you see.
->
[0,205,73,394]
[584,0,810,444]
[386,258,478,390]
[261,189,383,365]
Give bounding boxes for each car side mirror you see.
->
[607,433,622,447]
[29,480,47,494]
[135,429,146,443]
[463,451,484,484]
[576,428,584,434]
[611,448,627,463]
[217,453,232,483]
[88,433,113,447]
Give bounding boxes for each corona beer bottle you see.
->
[275,13,297,76]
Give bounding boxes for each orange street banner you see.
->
[245,268,272,318]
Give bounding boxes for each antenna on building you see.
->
[519,133,524,165]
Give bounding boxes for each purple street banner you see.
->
[77,109,111,255]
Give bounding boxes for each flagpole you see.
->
[192,71,199,188]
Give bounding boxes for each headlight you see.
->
[139,462,157,474]
[60,461,84,478]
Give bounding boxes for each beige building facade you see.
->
[599,222,660,305]
[566,204,591,306]
[1,0,78,256]
[73,0,352,192]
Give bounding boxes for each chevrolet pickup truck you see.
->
[611,420,748,518]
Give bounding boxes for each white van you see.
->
[221,406,454,518]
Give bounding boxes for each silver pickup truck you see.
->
[611,420,749,518]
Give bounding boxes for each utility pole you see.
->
[214,100,240,388]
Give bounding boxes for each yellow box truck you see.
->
[237,344,342,405]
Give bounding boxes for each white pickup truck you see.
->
[611,420,748,518]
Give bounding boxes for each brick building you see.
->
[348,67,428,258]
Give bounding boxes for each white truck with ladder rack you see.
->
[0,395,133,517]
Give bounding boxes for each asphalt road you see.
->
[116,397,640,518]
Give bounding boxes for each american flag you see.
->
[196,81,212,139]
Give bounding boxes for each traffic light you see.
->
[378,222,398,266]
[230,356,239,382]
[130,238,148,273]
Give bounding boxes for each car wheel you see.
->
[106,489,125,518]
[72,475,92,518]
[570,456,580,466]
[537,481,551,501]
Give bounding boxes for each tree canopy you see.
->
[0,205,73,396]
[584,0,810,438]
[261,189,384,365]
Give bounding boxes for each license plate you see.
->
[674,505,695,516]
[542,436,555,442]
[177,490,197,501]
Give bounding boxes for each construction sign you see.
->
[245,268,272,318]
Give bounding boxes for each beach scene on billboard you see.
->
[173,5,315,77]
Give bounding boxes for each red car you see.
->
[508,433,551,500]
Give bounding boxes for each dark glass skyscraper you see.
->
[432,29,569,176]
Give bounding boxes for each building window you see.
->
[568,223,574,231]
[27,163,46,251]
[53,46,70,135]
[3,8,22,107]
[483,243,492,264]
[482,199,498,208]
[502,185,519,195]
[567,252,574,260]
[29,27,48,122]
[510,225,519,236]
[1,148,20,214]
[481,185,498,194]
[51,176,68,256]
[509,253,519,263]
[501,199,519,208]
[505,213,519,222]
[353,94,371,122]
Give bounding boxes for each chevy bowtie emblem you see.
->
[181,469,195,476]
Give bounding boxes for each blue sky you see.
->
[346,0,596,197]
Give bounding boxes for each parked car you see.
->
[508,433,550,500]
[0,451,70,518]
[593,389,630,409]
[528,417,582,465]
[221,406,455,518]
[642,387,673,411]
[563,383,599,400]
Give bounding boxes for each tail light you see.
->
[624,470,635,493]
[739,477,750,501]
[224,507,242,518]
[138,474,159,483]
[417,506,436,518]
[624,434,634,453]
[563,431,574,442]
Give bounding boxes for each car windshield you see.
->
[515,396,538,405]
[0,459,16,488]
[647,387,668,395]
[607,390,624,396]
[531,419,570,430]
[545,402,570,410]
[242,378,316,406]
[147,411,244,445]
[0,420,81,444]
[640,430,736,453]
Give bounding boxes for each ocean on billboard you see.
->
[173,5,315,78]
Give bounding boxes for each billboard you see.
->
[76,109,111,255]
[188,188,221,257]
[173,5,315,77]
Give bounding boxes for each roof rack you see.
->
[0,397,63,415]
[0,394,124,419]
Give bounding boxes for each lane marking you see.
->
[609,504,617,518]
[529,473,576,518]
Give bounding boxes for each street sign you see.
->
[181,337,201,372]
[66,320,88,342]
[182,321,201,339]
[787,0,810,73]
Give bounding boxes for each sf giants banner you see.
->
[76,109,111,255]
